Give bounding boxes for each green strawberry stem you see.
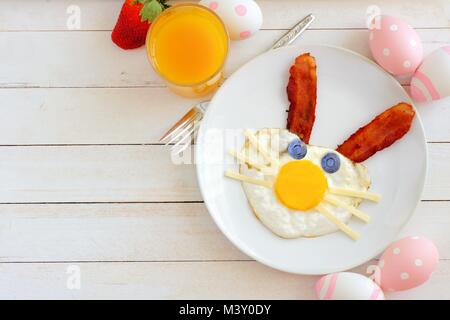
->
[137,0,170,23]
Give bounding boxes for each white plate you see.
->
[195,45,427,275]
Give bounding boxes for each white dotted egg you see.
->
[199,0,263,40]
[410,45,450,102]
[316,272,385,300]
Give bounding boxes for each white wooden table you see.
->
[0,0,449,299]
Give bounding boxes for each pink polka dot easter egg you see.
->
[378,236,439,292]
[369,15,423,76]
[410,46,450,102]
[199,0,263,40]
[316,272,385,300]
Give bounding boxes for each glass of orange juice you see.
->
[146,4,229,98]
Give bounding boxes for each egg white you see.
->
[239,128,371,238]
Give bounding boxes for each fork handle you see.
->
[196,101,210,113]
[271,14,315,50]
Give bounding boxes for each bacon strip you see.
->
[286,53,317,144]
[336,102,415,163]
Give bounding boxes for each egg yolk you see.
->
[274,160,328,211]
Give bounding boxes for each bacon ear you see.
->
[336,102,415,163]
[286,53,317,144]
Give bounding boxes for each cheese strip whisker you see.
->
[324,194,371,223]
[244,130,280,168]
[316,204,360,241]
[228,149,275,175]
[328,187,381,202]
[225,170,273,188]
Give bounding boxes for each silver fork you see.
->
[159,101,209,155]
[160,14,315,155]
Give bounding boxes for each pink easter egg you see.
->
[369,15,423,76]
[378,236,439,292]
[410,45,450,102]
[316,272,385,300]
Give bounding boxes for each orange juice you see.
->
[146,4,228,97]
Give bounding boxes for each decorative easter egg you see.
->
[316,272,385,300]
[378,236,439,292]
[369,15,423,76]
[199,0,263,40]
[410,46,450,102]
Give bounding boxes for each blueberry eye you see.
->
[288,139,307,160]
[321,153,341,173]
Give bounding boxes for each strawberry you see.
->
[111,0,170,50]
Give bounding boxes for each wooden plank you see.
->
[1,0,448,31]
[425,144,450,200]
[0,87,448,145]
[0,201,448,263]
[258,0,450,29]
[0,259,448,299]
[0,0,123,31]
[0,88,205,145]
[0,145,201,203]
[0,29,448,88]
[0,144,447,203]
[0,203,247,262]
[417,99,450,142]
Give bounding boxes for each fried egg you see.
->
[234,128,372,239]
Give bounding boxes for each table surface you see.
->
[0,0,449,299]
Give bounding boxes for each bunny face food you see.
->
[225,53,415,241]
[240,129,370,238]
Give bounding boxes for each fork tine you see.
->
[171,121,198,149]
[160,107,198,143]
[164,117,195,146]
[171,139,192,156]
[171,120,201,155]
[163,111,203,145]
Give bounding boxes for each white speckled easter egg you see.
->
[369,15,423,75]
[410,46,450,102]
[316,272,385,300]
[199,0,263,40]
[378,236,439,292]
